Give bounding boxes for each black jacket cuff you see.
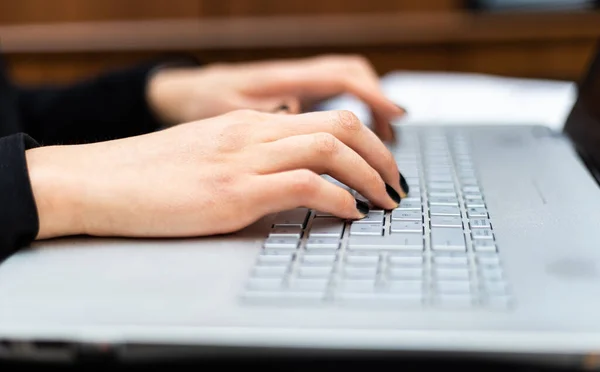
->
[0,133,41,262]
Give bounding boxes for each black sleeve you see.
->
[0,133,41,262]
[16,56,200,145]
[0,55,200,262]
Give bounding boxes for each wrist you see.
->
[26,146,87,240]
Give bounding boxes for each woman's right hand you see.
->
[25,109,408,240]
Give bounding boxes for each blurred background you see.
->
[0,0,599,86]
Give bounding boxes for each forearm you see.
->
[25,145,85,240]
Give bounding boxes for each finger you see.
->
[248,133,400,209]
[252,169,369,220]
[275,97,301,114]
[371,108,396,143]
[258,110,407,198]
[239,95,302,114]
[248,57,405,120]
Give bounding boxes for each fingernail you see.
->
[355,199,370,217]
[399,173,410,197]
[396,104,408,115]
[385,183,401,205]
[274,104,290,113]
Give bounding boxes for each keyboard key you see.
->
[460,178,478,186]
[427,175,453,183]
[390,220,423,233]
[435,294,475,308]
[405,178,421,187]
[467,207,488,218]
[426,167,452,175]
[257,254,294,265]
[429,197,459,206]
[350,222,383,236]
[388,267,423,279]
[434,267,470,280]
[428,191,457,198]
[304,248,338,256]
[269,226,303,238]
[309,218,345,238]
[430,205,461,216]
[431,227,466,252]
[462,186,481,193]
[335,293,422,307]
[430,216,463,228]
[386,280,424,293]
[470,219,491,229]
[337,279,377,293]
[481,280,507,295]
[471,229,494,240]
[301,255,337,265]
[397,199,422,210]
[288,278,329,292]
[389,255,423,266]
[252,266,289,278]
[391,210,422,221]
[433,255,468,266]
[348,234,424,251]
[273,208,309,227]
[480,267,503,281]
[476,253,500,265]
[305,237,339,250]
[343,267,378,279]
[298,266,333,278]
[436,280,471,294]
[428,182,455,191]
[353,210,384,224]
[464,193,484,201]
[263,237,299,250]
[466,200,486,208]
[346,254,379,266]
[246,278,283,291]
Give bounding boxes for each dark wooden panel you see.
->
[1,12,599,53]
[4,39,595,87]
[0,0,199,25]
[197,0,463,16]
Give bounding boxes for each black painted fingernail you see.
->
[274,104,290,112]
[355,199,370,216]
[396,104,408,114]
[385,183,401,204]
[400,173,410,195]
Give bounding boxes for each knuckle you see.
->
[218,123,250,151]
[334,110,361,133]
[338,191,357,213]
[228,109,266,123]
[290,169,320,197]
[311,132,339,157]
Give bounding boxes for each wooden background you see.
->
[0,0,599,85]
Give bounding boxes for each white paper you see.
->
[318,70,578,131]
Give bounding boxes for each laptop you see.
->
[1,43,600,368]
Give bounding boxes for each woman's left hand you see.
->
[146,54,406,142]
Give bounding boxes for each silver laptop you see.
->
[2,44,600,368]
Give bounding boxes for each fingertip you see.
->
[395,104,408,116]
[355,199,370,218]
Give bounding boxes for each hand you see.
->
[147,55,405,142]
[26,110,408,240]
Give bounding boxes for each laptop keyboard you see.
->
[240,131,512,310]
